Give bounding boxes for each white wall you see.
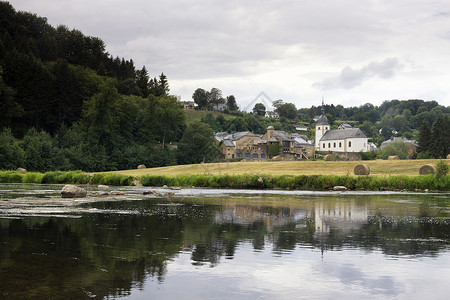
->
[320,138,368,152]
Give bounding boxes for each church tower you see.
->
[315,98,329,150]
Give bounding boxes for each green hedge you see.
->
[0,171,134,186]
[139,174,450,191]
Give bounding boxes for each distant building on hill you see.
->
[265,111,279,118]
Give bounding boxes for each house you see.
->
[216,126,315,161]
[380,137,417,158]
[265,111,279,118]
[213,103,227,111]
[315,100,369,154]
[294,124,308,131]
[338,123,352,130]
[180,100,195,109]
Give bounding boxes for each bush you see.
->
[91,173,134,186]
[435,160,449,177]
[0,171,24,183]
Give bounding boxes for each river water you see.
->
[0,184,449,299]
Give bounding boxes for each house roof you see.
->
[222,139,235,147]
[320,128,367,141]
[272,130,292,141]
[380,137,418,148]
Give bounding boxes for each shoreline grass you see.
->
[0,170,448,191]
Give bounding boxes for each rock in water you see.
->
[354,164,370,175]
[333,186,347,191]
[61,185,87,198]
[419,164,436,175]
[98,185,110,190]
[111,191,125,195]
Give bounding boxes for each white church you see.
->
[315,101,369,153]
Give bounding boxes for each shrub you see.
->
[0,171,24,183]
[435,160,449,177]
[23,172,44,183]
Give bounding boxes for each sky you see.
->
[9,0,450,111]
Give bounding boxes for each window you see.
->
[245,153,250,159]
[333,142,336,148]
[349,141,352,147]
[237,153,243,158]
[232,154,235,158]
[328,143,331,148]
[318,127,321,130]
[323,143,326,148]
[252,153,258,159]
[261,154,266,159]
[339,142,342,147]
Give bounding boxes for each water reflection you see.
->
[0,185,449,299]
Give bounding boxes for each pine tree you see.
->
[417,120,432,154]
[430,114,450,158]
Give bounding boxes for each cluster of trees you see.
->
[252,99,298,120]
[0,1,169,137]
[416,115,449,158]
[201,112,295,135]
[0,2,221,172]
[192,87,238,111]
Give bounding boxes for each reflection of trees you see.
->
[0,197,448,299]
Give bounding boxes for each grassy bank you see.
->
[140,174,449,191]
[0,171,134,186]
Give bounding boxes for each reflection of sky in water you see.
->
[128,243,450,300]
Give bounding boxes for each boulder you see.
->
[419,164,436,175]
[143,190,159,195]
[164,191,176,196]
[388,155,399,160]
[61,185,87,198]
[16,168,27,174]
[333,186,347,191]
[93,192,109,197]
[324,154,334,161]
[111,191,125,195]
[354,164,370,175]
[137,164,146,169]
[98,185,109,190]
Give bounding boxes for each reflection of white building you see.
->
[314,200,369,234]
[214,205,307,230]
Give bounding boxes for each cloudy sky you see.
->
[10,0,450,110]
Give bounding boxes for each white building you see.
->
[315,100,369,153]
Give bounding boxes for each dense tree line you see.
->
[0,1,169,136]
[0,2,222,171]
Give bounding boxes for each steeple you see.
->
[321,96,325,116]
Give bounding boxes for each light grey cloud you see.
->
[313,58,402,90]
[8,0,450,106]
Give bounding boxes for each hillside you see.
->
[184,109,234,125]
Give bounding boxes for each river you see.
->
[0,184,449,299]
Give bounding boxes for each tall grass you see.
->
[139,174,450,191]
[0,170,134,186]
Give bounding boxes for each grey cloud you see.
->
[313,58,402,90]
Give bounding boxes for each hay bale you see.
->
[447,154,450,159]
[354,164,370,175]
[324,154,334,161]
[419,164,436,175]
[388,155,399,160]
[137,164,146,169]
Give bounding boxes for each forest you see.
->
[0,1,449,172]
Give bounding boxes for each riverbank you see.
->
[1,170,449,191]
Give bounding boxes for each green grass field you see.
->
[110,159,445,177]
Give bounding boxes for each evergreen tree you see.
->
[430,114,450,158]
[417,120,432,154]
